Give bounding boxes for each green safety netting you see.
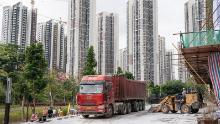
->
[181,30,220,48]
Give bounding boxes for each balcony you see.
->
[181,30,220,48]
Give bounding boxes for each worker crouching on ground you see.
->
[48,107,53,118]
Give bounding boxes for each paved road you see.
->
[23,110,202,124]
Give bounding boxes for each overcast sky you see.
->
[0,0,188,50]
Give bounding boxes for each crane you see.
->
[31,0,35,8]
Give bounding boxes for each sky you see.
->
[0,0,188,50]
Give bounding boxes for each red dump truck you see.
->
[76,75,146,118]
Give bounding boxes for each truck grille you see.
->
[80,101,96,106]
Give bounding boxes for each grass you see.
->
[0,105,76,124]
[0,106,59,124]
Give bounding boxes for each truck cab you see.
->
[77,75,114,118]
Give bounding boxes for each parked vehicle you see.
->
[148,92,205,114]
[76,75,146,118]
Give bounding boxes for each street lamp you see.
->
[4,77,12,124]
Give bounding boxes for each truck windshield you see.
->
[79,84,103,94]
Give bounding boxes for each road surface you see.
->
[23,108,202,124]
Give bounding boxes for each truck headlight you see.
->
[97,105,105,109]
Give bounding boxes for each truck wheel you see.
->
[191,108,199,113]
[82,115,89,118]
[134,102,139,112]
[142,101,146,110]
[127,103,131,114]
[181,105,191,114]
[132,102,138,112]
[138,102,142,111]
[121,104,127,115]
[171,110,177,113]
[161,105,170,114]
[105,105,113,118]
[139,102,144,111]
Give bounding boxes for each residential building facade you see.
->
[185,0,213,33]
[119,48,127,71]
[1,6,11,44]
[158,35,166,84]
[36,20,66,71]
[1,2,37,50]
[164,51,174,82]
[213,0,220,30]
[27,8,37,45]
[178,42,190,83]
[127,0,158,83]
[96,12,119,75]
[67,0,96,78]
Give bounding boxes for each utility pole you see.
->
[4,78,12,124]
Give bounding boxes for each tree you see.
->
[63,77,76,105]
[161,80,185,95]
[82,46,97,76]
[0,43,20,124]
[124,71,135,80]
[24,43,47,114]
[46,69,58,107]
[0,82,5,104]
[0,44,19,79]
[115,67,135,80]
[116,67,123,75]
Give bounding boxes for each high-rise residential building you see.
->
[57,23,67,72]
[164,51,174,82]
[27,8,37,45]
[37,20,66,71]
[67,0,96,78]
[185,0,213,33]
[36,22,45,43]
[158,35,166,84]
[178,42,190,83]
[10,2,28,51]
[213,0,220,30]
[1,2,37,50]
[127,0,158,83]
[1,6,11,44]
[96,12,119,75]
[119,48,127,71]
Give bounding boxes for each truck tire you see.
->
[171,110,177,113]
[181,105,191,114]
[121,104,127,115]
[105,105,113,118]
[142,102,145,110]
[139,102,144,111]
[138,102,142,111]
[126,103,132,114]
[82,115,89,118]
[133,102,138,112]
[191,108,199,113]
[161,105,170,114]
